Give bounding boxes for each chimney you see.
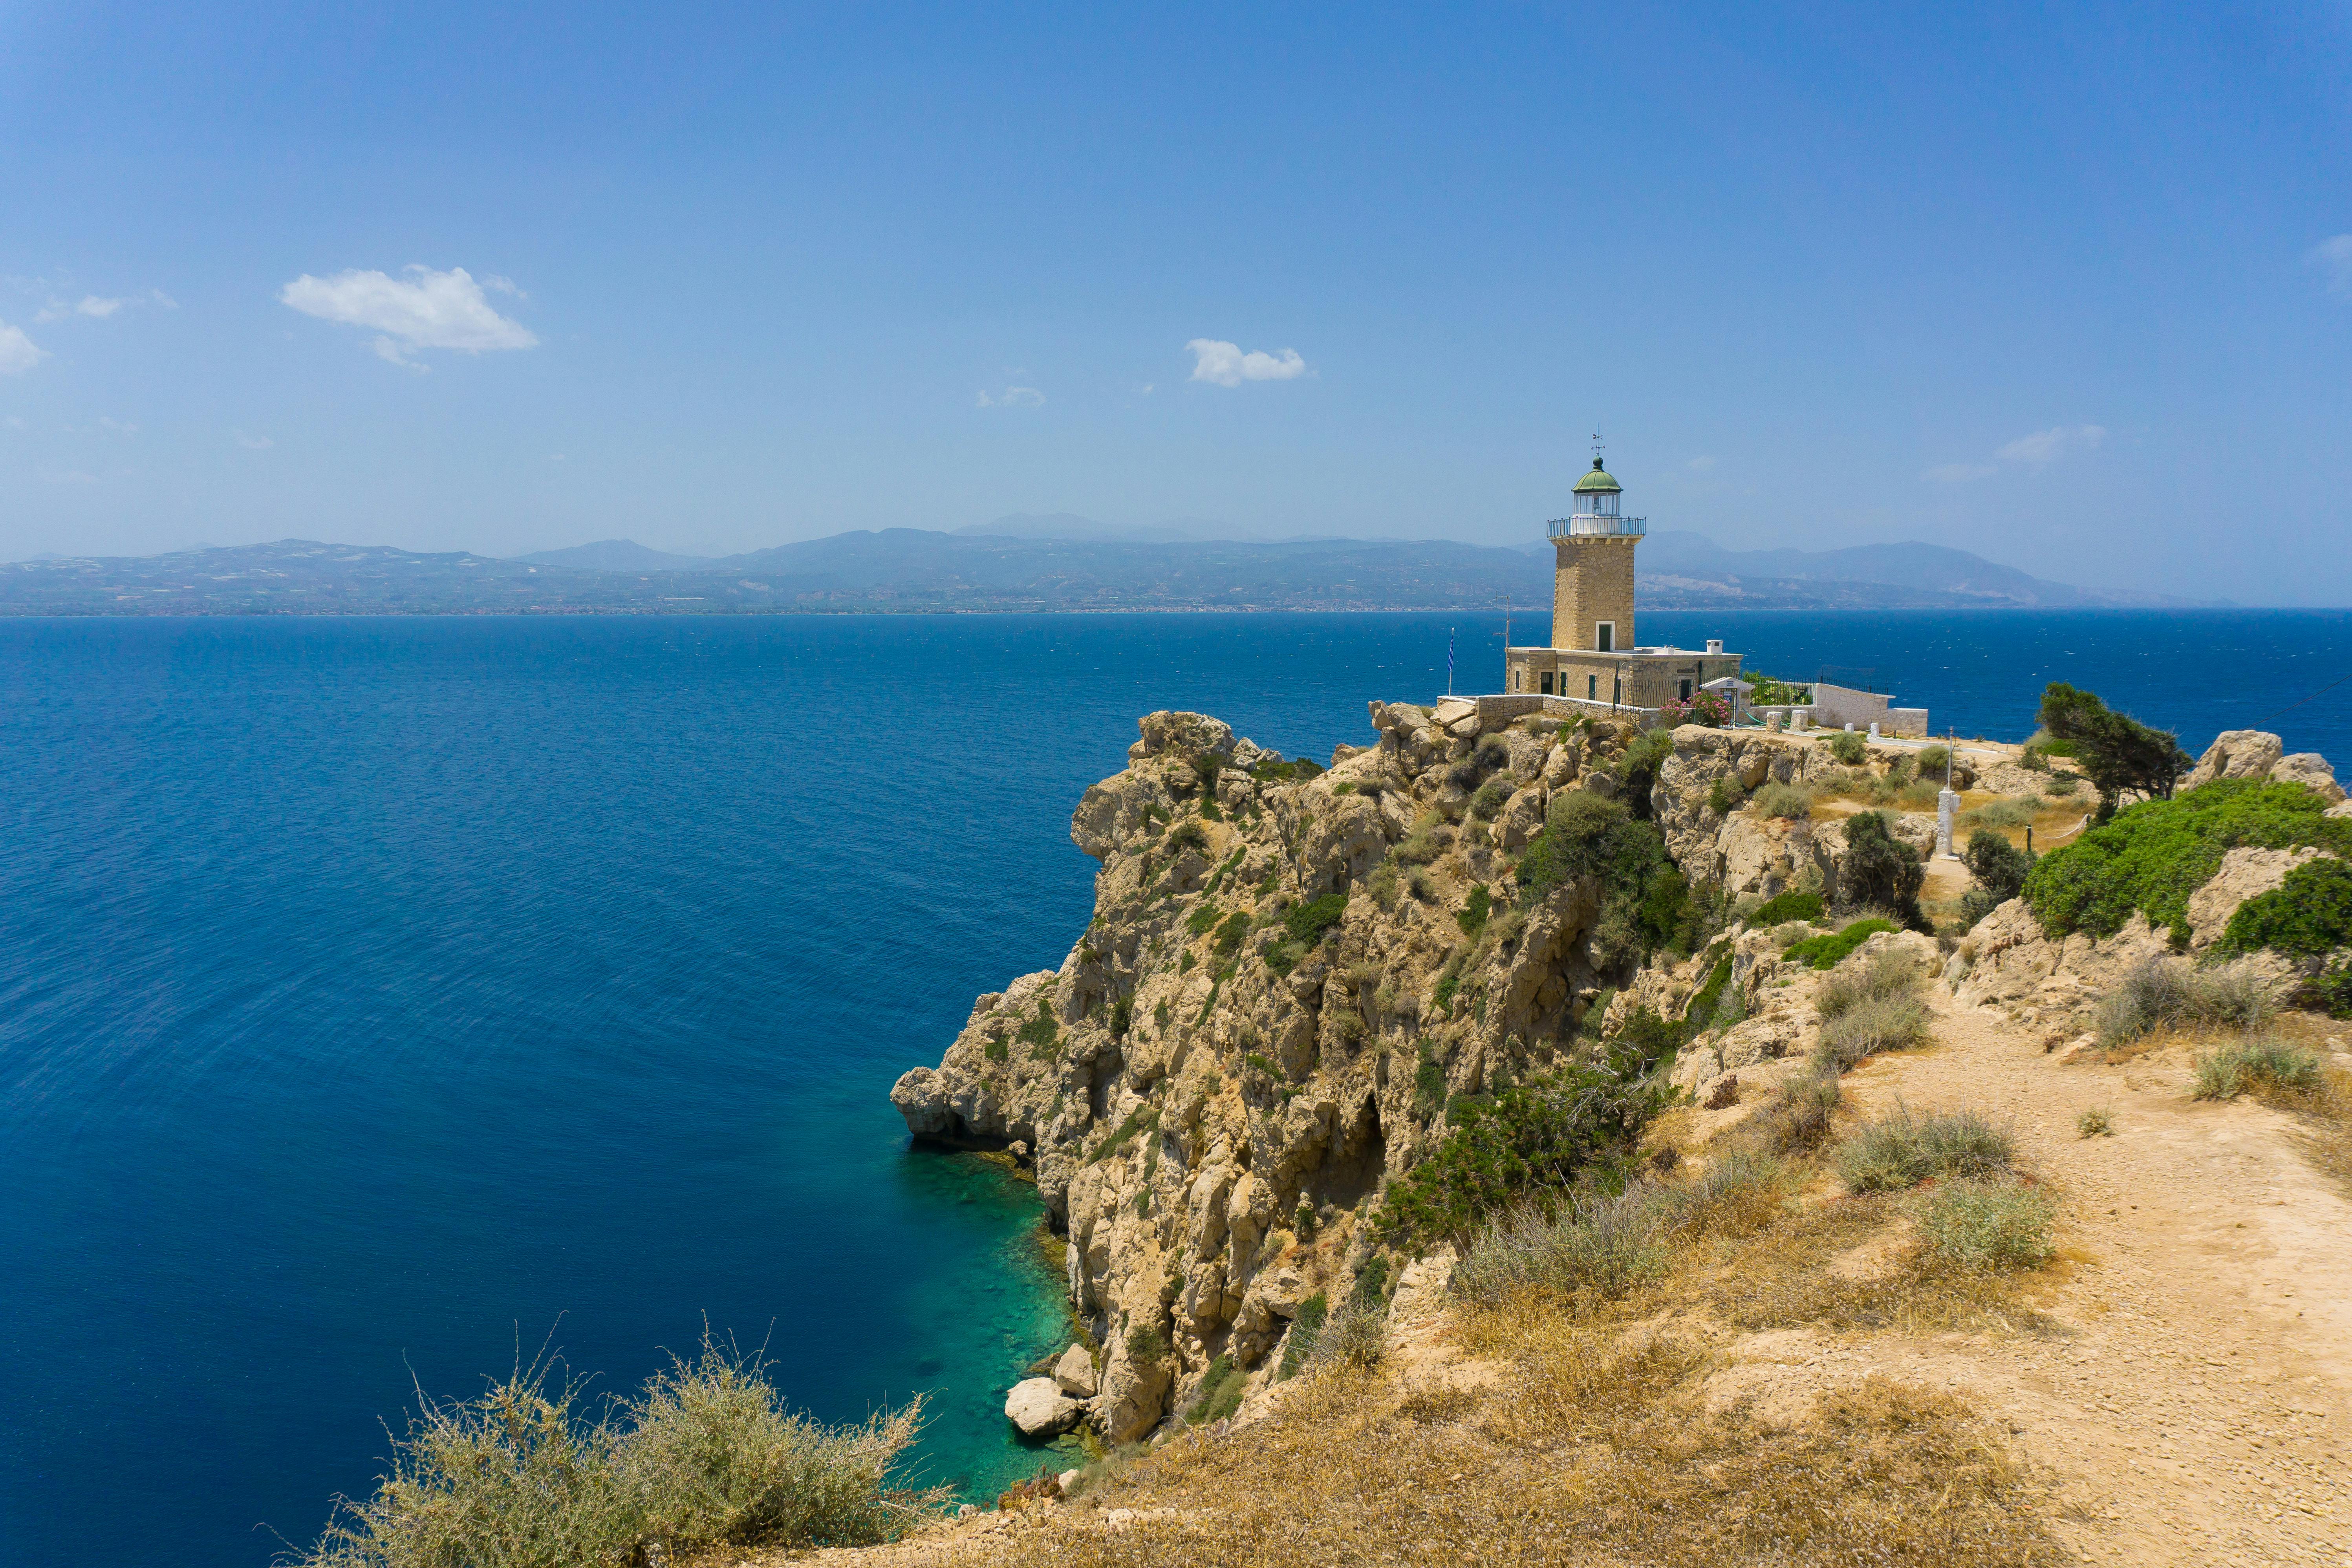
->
[1706,638,1723,655]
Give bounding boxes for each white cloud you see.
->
[1186,338,1308,386]
[1687,455,1716,471]
[234,431,273,450]
[1924,423,2105,484]
[1995,424,2106,467]
[2308,234,2352,295]
[976,386,1045,408]
[279,265,538,366]
[0,322,45,375]
[36,289,176,323]
[98,416,139,435]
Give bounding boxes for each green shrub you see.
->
[294,1335,945,1568]
[1167,820,1209,855]
[1782,917,1898,970]
[1109,997,1133,1039]
[1377,1039,1677,1245]
[1249,755,1323,783]
[1214,911,1250,957]
[1840,811,1926,928]
[1153,1000,1171,1031]
[1432,970,1462,1015]
[2217,856,2352,959]
[2311,958,2352,1020]
[1749,889,1824,926]
[1126,1323,1171,1369]
[1182,1355,1245,1426]
[1960,827,2034,908]
[1707,774,1745,816]
[1412,1038,1448,1117]
[1750,780,1812,820]
[1616,728,1678,816]
[1682,950,1734,1038]
[2096,955,2279,1048]
[983,1034,1008,1063]
[1017,999,1061,1059]
[1470,776,1514,820]
[1824,730,1868,766]
[1089,1107,1159,1164]
[1833,1105,2013,1193]
[2023,779,2352,944]
[2193,1037,2322,1101]
[1913,1179,2055,1272]
[1177,950,1195,975]
[2045,772,2083,797]
[1747,675,1811,706]
[1456,884,1493,938]
[1918,745,1951,776]
[1349,1255,1391,1310]
[1897,780,1942,810]
[1367,858,1401,910]
[1277,1294,1329,1381]
[1185,902,1225,937]
[2076,1107,2112,1138]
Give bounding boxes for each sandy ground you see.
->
[1798,993,2352,1566]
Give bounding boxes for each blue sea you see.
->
[2,608,2347,1568]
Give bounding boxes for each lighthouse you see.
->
[1505,439,1744,715]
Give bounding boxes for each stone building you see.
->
[1504,451,1744,715]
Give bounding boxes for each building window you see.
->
[1679,678,1693,702]
[1595,622,1614,652]
[1587,673,1597,700]
[1540,671,1554,695]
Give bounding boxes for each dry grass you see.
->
[2096,955,2279,1050]
[972,1314,2062,1568]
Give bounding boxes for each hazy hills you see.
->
[0,524,2216,615]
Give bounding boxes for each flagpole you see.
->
[1446,626,1455,697]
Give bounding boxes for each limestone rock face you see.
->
[1052,1343,1098,1398]
[2185,847,2323,949]
[891,704,1991,1448]
[2185,730,2285,792]
[1005,1377,1084,1437]
[2271,753,2346,805]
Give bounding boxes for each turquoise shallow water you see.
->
[0,608,2346,1568]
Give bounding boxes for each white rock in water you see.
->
[1052,1343,1098,1398]
[1005,1376,1083,1437]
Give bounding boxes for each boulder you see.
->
[1005,1376,1084,1437]
[1093,1336,1173,1443]
[1129,711,1236,765]
[2184,730,2284,792]
[2185,846,2323,949]
[1431,697,1476,729]
[1052,1343,1098,1398]
[2271,753,2346,805]
[1496,785,1547,851]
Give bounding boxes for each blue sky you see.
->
[3,2,2348,602]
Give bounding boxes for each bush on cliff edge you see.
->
[295,1332,946,1568]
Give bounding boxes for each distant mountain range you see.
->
[0,523,2218,615]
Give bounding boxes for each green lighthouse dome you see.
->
[1572,457,1622,494]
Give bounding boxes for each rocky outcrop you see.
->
[896,706,2301,1446]
[2184,730,2286,792]
[2180,729,2343,804]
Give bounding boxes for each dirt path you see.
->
[1804,992,2352,1565]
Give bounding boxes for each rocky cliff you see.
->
[889,701,1906,1441]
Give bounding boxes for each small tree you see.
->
[1958,827,2035,926]
[1841,810,1926,929]
[2037,682,2192,823]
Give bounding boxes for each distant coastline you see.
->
[0,529,2235,617]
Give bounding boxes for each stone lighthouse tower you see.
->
[1549,443,1641,654]
[1505,437,1745,712]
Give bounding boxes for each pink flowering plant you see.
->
[1660,691,1733,728]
